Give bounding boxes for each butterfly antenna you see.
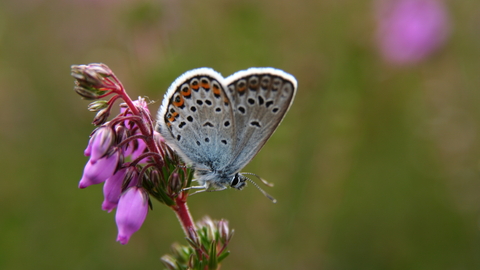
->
[242,172,274,187]
[243,175,277,203]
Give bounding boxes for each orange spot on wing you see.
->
[191,81,199,90]
[180,87,191,97]
[173,95,184,107]
[201,81,210,89]
[168,112,178,122]
[213,84,221,96]
[238,84,246,93]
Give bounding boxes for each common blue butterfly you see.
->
[156,68,297,201]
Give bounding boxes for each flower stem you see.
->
[172,195,197,239]
[112,81,164,169]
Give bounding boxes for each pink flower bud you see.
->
[115,187,149,245]
[79,151,120,189]
[102,168,128,212]
[92,108,111,127]
[89,127,116,163]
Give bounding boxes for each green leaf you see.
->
[208,240,218,269]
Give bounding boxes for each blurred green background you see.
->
[1,0,480,269]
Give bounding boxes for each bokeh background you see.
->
[1,0,480,269]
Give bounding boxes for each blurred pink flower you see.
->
[376,0,451,65]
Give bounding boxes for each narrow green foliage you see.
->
[160,217,234,270]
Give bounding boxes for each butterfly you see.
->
[156,67,297,201]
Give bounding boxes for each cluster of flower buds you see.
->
[71,64,191,245]
[161,216,234,270]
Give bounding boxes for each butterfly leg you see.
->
[182,183,228,196]
[182,184,207,191]
[188,186,227,196]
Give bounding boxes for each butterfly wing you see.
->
[156,68,236,171]
[222,68,297,173]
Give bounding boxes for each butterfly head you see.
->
[230,173,247,190]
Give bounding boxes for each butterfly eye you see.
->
[230,174,246,190]
[231,175,239,186]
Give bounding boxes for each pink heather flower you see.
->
[88,127,116,163]
[102,168,128,212]
[376,0,450,65]
[120,98,150,161]
[102,167,141,212]
[84,137,92,157]
[79,151,120,189]
[115,187,149,245]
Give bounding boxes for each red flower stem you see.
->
[172,196,197,239]
[111,81,164,169]
[172,197,207,260]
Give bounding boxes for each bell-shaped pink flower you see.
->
[115,187,149,245]
[88,127,116,163]
[79,151,120,189]
[102,167,140,212]
[376,0,450,65]
[84,137,93,157]
[102,168,128,212]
